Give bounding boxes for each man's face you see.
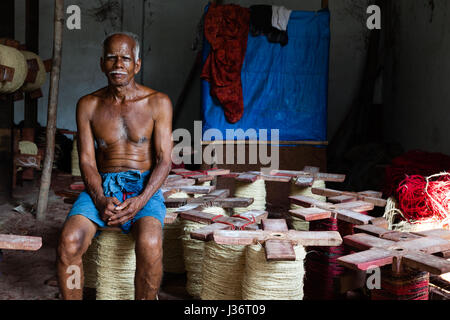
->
[101,35,141,87]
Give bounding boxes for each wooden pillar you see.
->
[36,0,64,220]
[0,0,15,194]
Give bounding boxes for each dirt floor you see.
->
[0,170,191,300]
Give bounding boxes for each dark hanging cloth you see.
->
[200,3,250,124]
[249,5,288,46]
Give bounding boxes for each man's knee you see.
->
[58,229,89,263]
[136,233,163,263]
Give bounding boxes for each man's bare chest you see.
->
[91,105,154,146]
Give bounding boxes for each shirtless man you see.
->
[57,32,172,300]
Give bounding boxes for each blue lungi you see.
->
[67,170,166,234]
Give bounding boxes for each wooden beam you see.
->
[0,234,42,251]
[36,0,64,220]
[0,0,15,195]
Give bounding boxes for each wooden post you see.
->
[36,0,64,220]
[0,0,15,195]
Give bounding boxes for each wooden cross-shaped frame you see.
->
[337,226,450,276]
[270,166,346,187]
[288,194,385,227]
[170,168,230,184]
[212,218,342,262]
[176,208,269,241]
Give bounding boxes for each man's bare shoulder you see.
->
[76,88,107,115]
[138,85,172,115]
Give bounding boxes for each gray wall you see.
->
[383,0,450,155]
[14,0,371,142]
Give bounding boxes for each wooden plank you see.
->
[265,240,296,261]
[204,168,230,176]
[335,201,375,212]
[262,219,295,261]
[174,203,203,212]
[178,210,216,224]
[260,174,292,183]
[334,209,374,225]
[328,195,357,204]
[210,197,253,208]
[163,178,196,188]
[358,190,383,198]
[369,217,389,229]
[213,230,342,246]
[381,231,422,242]
[270,169,304,177]
[0,234,42,251]
[289,207,332,221]
[195,175,215,183]
[311,187,343,197]
[413,229,450,241]
[207,189,231,198]
[178,185,215,194]
[295,176,314,187]
[190,223,230,241]
[303,166,320,174]
[337,248,394,271]
[343,233,395,251]
[165,174,183,182]
[289,195,333,209]
[235,173,259,182]
[262,219,289,231]
[164,197,189,208]
[354,224,393,238]
[402,252,450,275]
[234,210,268,222]
[395,237,450,254]
[358,195,387,207]
[314,173,346,182]
[69,182,85,191]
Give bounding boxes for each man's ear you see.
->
[134,58,142,75]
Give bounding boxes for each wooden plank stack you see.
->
[337,226,450,300]
[288,187,388,300]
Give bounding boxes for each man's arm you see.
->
[108,94,173,226]
[77,96,120,221]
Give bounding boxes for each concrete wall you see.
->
[383,0,450,155]
[13,0,370,142]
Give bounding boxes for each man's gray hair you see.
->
[102,31,140,62]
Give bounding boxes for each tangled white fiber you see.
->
[200,241,247,300]
[242,244,306,300]
[181,206,227,298]
[233,178,266,214]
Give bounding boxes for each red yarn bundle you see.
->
[384,150,450,197]
[396,173,450,223]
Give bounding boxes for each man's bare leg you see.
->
[57,215,97,300]
[132,216,163,300]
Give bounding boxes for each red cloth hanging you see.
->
[201,3,250,124]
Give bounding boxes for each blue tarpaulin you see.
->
[202,9,330,142]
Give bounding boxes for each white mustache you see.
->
[109,70,127,75]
